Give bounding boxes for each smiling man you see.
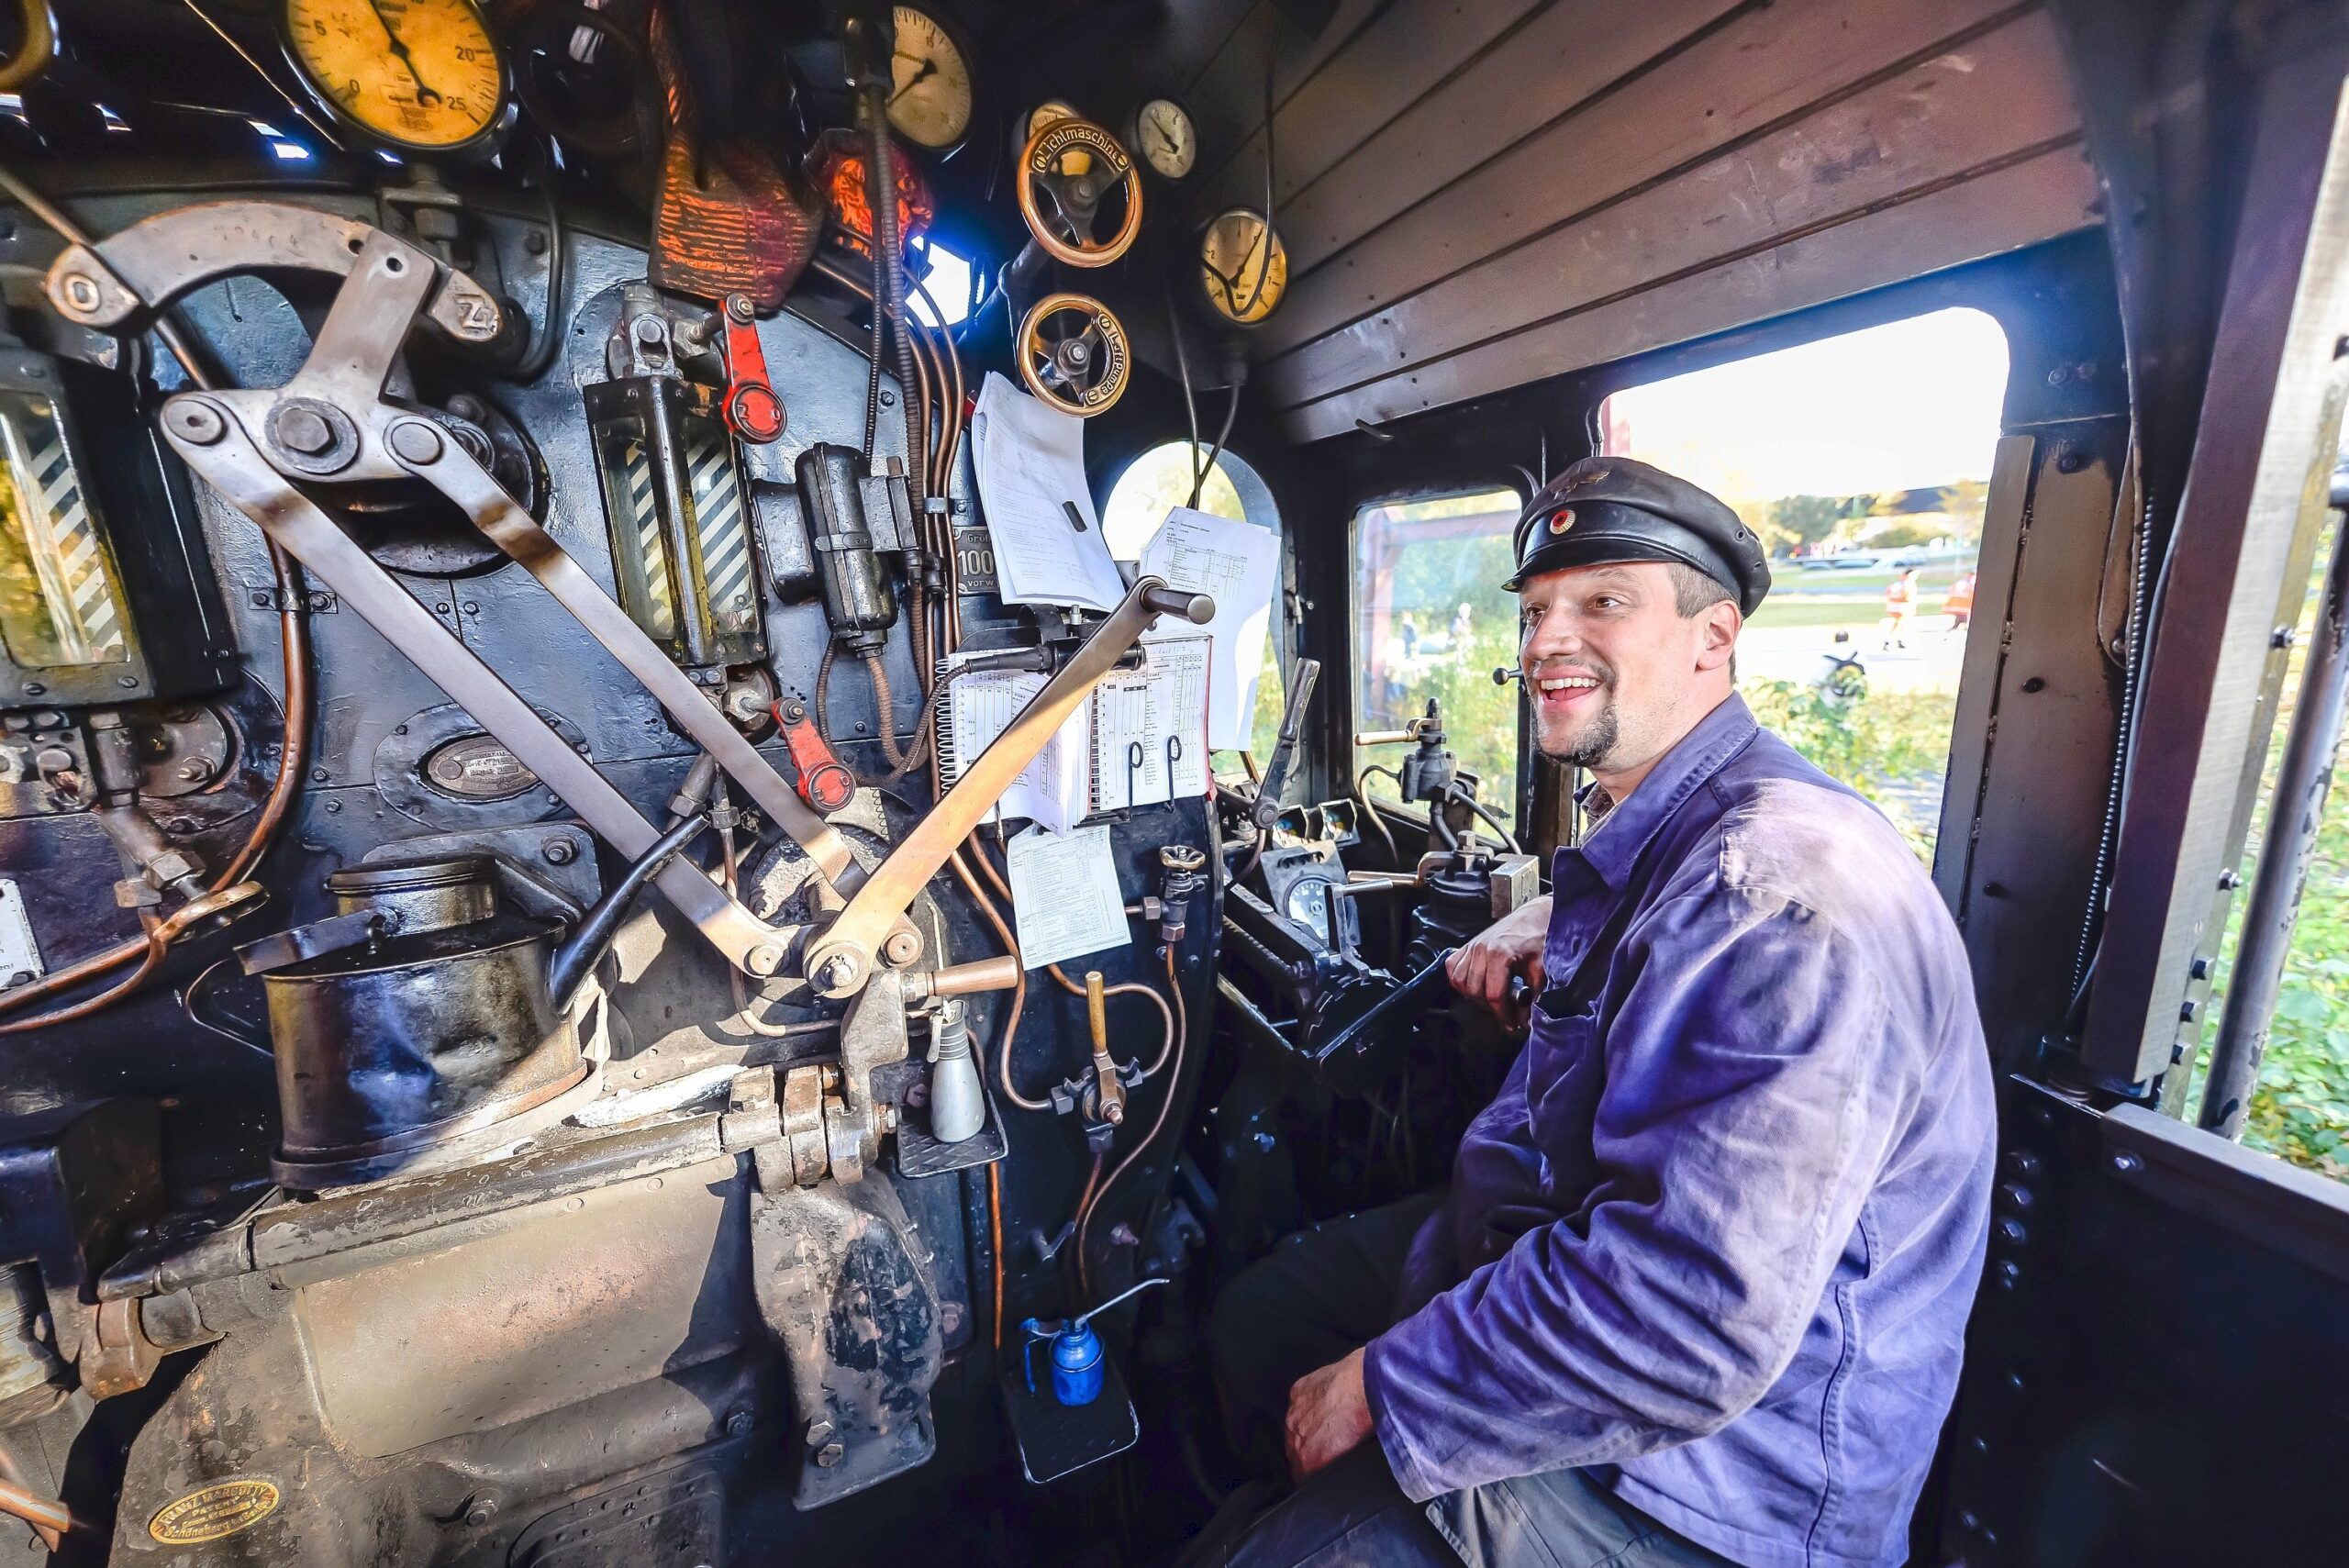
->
[1204,458,1996,1568]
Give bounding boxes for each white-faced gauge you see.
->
[1130,97,1197,182]
[886,5,974,150]
[279,0,509,155]
[1200,206,1287,325]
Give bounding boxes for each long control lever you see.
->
[1249,656,1321,830]
[804,577,1213,997]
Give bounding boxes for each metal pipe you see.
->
[2199,496,2349,1136]
[548,812,710,1008]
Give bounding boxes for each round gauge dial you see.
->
[281,0,507,153]
[1200,207,1288,325]
[1286,876,1336,944]
[1132,97,1197,181]
[887,6,974,150]
[1026,99,1092,177]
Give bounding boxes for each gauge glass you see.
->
[887,6,974,150]
[1201,207,1288,325]
[1026,99,1092,177]
[1134,97,1197,181]
[282,0,506,152]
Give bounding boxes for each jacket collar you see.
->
[1565,693,1759,891]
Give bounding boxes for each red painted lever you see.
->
[775,697,855,813]
[718,293,786,444]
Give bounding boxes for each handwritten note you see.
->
[1005,824,1130,970]
[972,373,1127,613]
[1139,507,1282,749]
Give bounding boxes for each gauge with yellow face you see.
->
[887,6,974,150]
[281,0,507,154]
[1200,207,1287,325]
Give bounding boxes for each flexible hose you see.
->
[864,653,907,770]
[866,91,928,514]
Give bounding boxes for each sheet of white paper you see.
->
[1090,637,1212,810]
[1138,507,1282,749]
[972,373,1126,613]
[1005,824,1130,970]
[940,656,1090,834]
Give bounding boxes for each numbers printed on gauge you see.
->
[280,0,507,152]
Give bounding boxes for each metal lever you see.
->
[803,574,1215,997]
[1250,656,1321,830]
[1084,970,1126,1128]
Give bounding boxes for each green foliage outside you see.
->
[1743,680,1954,858]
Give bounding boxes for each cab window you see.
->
[1352,489,1525,813]
[1598,306,2011,859]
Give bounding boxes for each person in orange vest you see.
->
[1944,570,1976,630]
[1882,568,1920,650]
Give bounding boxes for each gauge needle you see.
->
[364,0,441,104]
[890,55,937,106]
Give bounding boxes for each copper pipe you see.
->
[987,1159,1006,1355]
[951,845,1040,1111]
[0,1477,73,1551]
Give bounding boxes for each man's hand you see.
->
[1284,1347,1373,1484]
[1445,895,1552,1026]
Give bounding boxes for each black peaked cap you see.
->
[1507,456,1770,616]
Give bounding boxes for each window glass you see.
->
[1100,443,1285,758]
[1598,306,2010,860]
[1353,490,1524,812]
[2180,493,2349,1182]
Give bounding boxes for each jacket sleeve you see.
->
[1362,884,1906,1502]
[1393,1045,1546,1318]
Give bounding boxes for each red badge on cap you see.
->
[1547,506,1576,535]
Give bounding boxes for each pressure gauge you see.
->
[886,6,974,150]
[1130,97,1197,182]
[1200,207,1288,325]
[279,0,509,154]
[1025,99,1090,177]
[1285,875,1337,945]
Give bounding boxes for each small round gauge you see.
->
[1025,99,1092,177]
[1131,97,1197,182]
[886,5,974,150]
[281,0,508,154]
[1200,207,1288,326]
[1286,875,1337,944]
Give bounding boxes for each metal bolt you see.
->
[311,768,329,782]
[883,929,921,966]
[1994,1217,2028,1247]
[164,400,226,445]
[463,1497,497,1528]
[727,294,756,323]
[525,229,548,255]
[879,390,896,407]
[726,1409,753,1437]
[59,271,101,313]
[274,406,335,455]
[812,951,855,990]
[389,420,444,464]
[175,760,211,783]
[751,942,789,978]
[806,1418,835,1445]
[323,799,341,814]
[542,837,578,865]
[814,1441,844,1468]
[2110,1150,2143,1174]
[117,675,137,689]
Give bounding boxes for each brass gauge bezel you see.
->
[277,0,515,158]
[1129,95,1199,183]
[1198,206,1288,327]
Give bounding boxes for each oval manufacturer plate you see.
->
[150,1478,280,1544]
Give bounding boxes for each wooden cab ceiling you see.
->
[1168,0,2099,442]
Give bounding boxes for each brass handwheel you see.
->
[1018,293,1131,417]
[1016,117,1143,269]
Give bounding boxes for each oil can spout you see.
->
[549,813,712,1009]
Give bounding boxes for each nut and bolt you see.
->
[164,400,226,445]
[273,405,335,455]
[883,929,921,966]
[175,760,213,783]
[725,1409,754,1437]
[389,420,445,464]
[749,942,788,977]
[541,837,578,865]
[814,1441,845,1469]
[727,294,757,323]
[59,272,101,313]
[813,952,857,991]
[462,1496,497,1528]
[2110,1150,2143,1174]
[806,1418,835,1445]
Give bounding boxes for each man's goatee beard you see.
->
[1548,705,1619,770]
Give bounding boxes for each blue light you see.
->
[269,142,314,161]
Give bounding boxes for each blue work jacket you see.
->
[1364,693,1995,1568]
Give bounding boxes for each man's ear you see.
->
[1694,602,1741,673]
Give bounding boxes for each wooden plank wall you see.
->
[1181,0,2100,442]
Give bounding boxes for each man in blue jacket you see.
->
[1208,457,1996,1568]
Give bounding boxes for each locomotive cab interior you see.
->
[0,1,2340,1563]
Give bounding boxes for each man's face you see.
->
[1516,562,1738,777]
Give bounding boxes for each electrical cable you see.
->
[1448,783,1520,852]
[1163,270,1207,507]
[507,137,570,384]
[180,956,273,1057]
[1228,29,1282,322]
